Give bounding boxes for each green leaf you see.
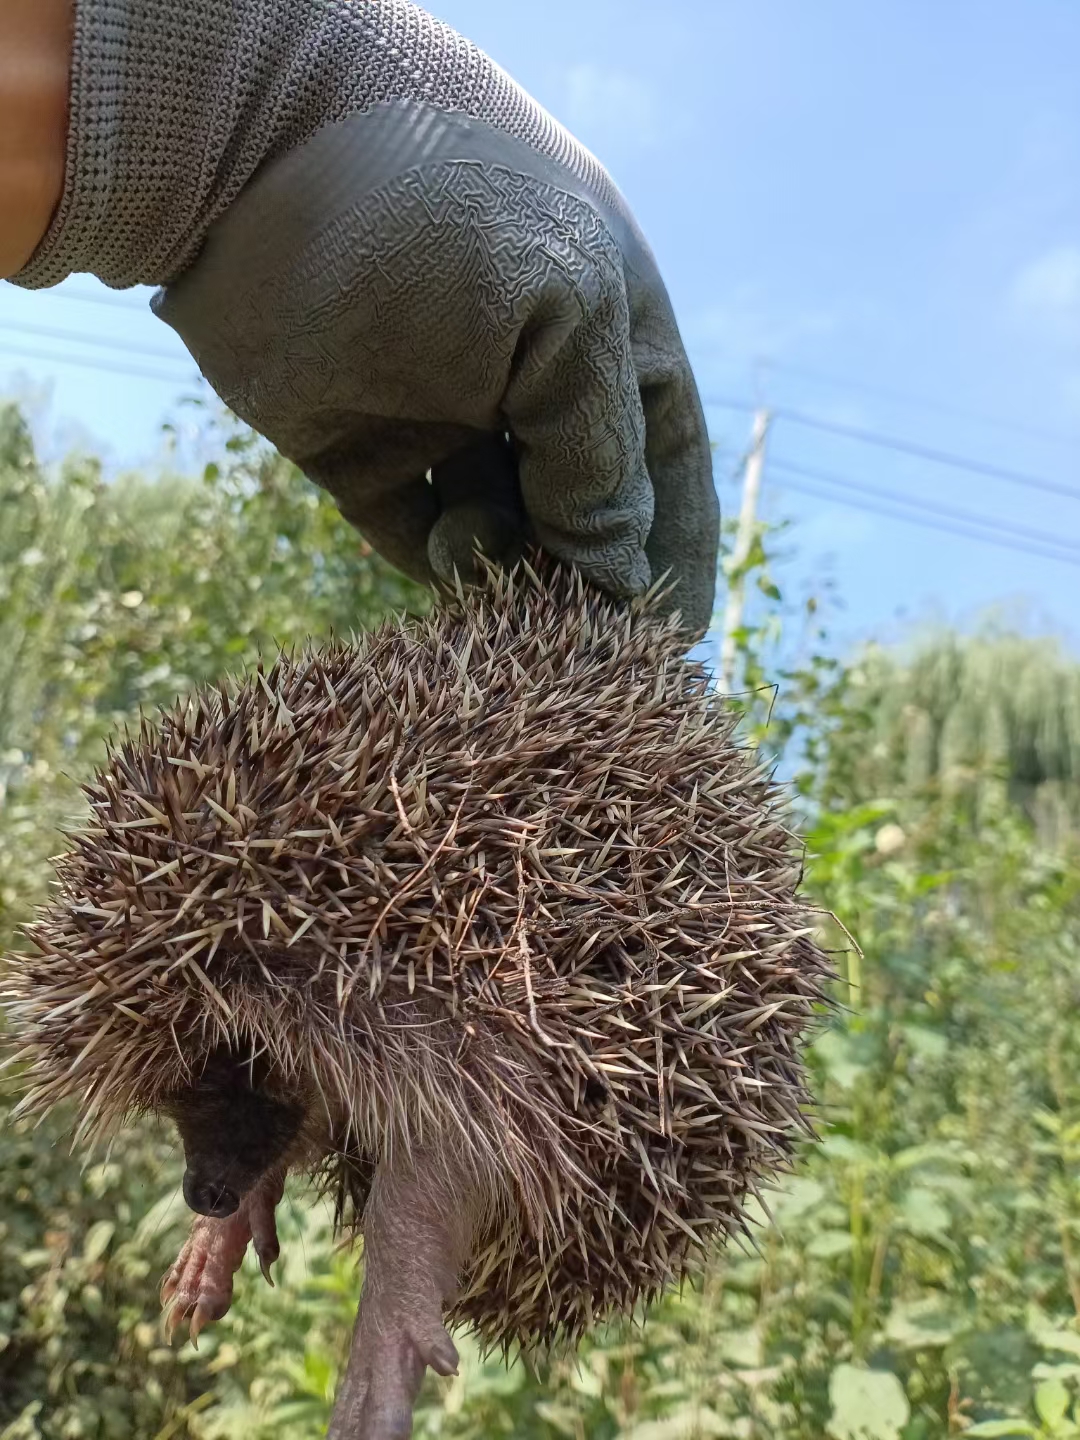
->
[897,1025,949,1062]
[812,1030,867,1090]
[807,1230,854,1259]
[82,1221,115,1263]
[961,1423,1038,1437]
[716,1326,763,1368]
[1037,1331,1080,1361]
[898,1187,951,1240]
[265,1399,329,1425]
[828,1364,911,1440]
[621,1410,731,1440]
[821,1134,875,1163]
[884,1300,962,1351]
[890,1141,966,1171]
[773,1176,827,1223]
[1035,1377,1072,1428]
[533,1401,590,1437]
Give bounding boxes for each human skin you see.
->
[0,0,73,279]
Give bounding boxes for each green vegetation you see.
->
[1,404,1077,1439]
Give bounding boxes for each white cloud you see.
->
[559,64,663,151]
[1010,245,1080,343]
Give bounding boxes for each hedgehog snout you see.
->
[171,1092,306,1216]
[182,1168,241,1219]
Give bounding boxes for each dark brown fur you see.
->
[161,1046,307,1218]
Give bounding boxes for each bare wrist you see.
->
[0,0,72,278]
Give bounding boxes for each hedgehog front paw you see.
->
[327,1300,460,1440]
[162,1169,284,1344]
[161,1211,251,1345]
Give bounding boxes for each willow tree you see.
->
[818,628,1080,843]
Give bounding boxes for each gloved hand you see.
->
[13,0,719,639]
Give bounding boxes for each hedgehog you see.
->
[3,559,834,1440]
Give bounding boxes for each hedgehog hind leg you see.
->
[328,1156,480,1440]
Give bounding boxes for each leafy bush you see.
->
[1,403,1078,1438]
[0,406,423,1437]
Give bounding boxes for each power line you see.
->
[705,395,758,417]
[0,341,200,387]
[756,357,1080,450]
[54,286,1072,453]
[0,317,187,365]
[769,457,1080,554]
[773,472,1080,570]
[704,396,1080,503]
[773,408,1080,503]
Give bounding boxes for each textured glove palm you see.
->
[14,0,719,638]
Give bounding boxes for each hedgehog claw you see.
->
[188,1302,211,1347]
[161,1171,284,1346]
[248,1169,284,1289]
[417,1326,460,1378]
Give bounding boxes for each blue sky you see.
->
[2,0,1077,657]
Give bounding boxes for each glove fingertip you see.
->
[427,504,528,586]
[543,542,652,605]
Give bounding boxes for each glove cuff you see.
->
[10,0,609,293]
[12,0,244,290]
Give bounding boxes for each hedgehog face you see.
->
[161,1046,308,1218]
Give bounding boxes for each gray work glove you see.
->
[13,0,719,639]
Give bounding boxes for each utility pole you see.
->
[719,408,771,693]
